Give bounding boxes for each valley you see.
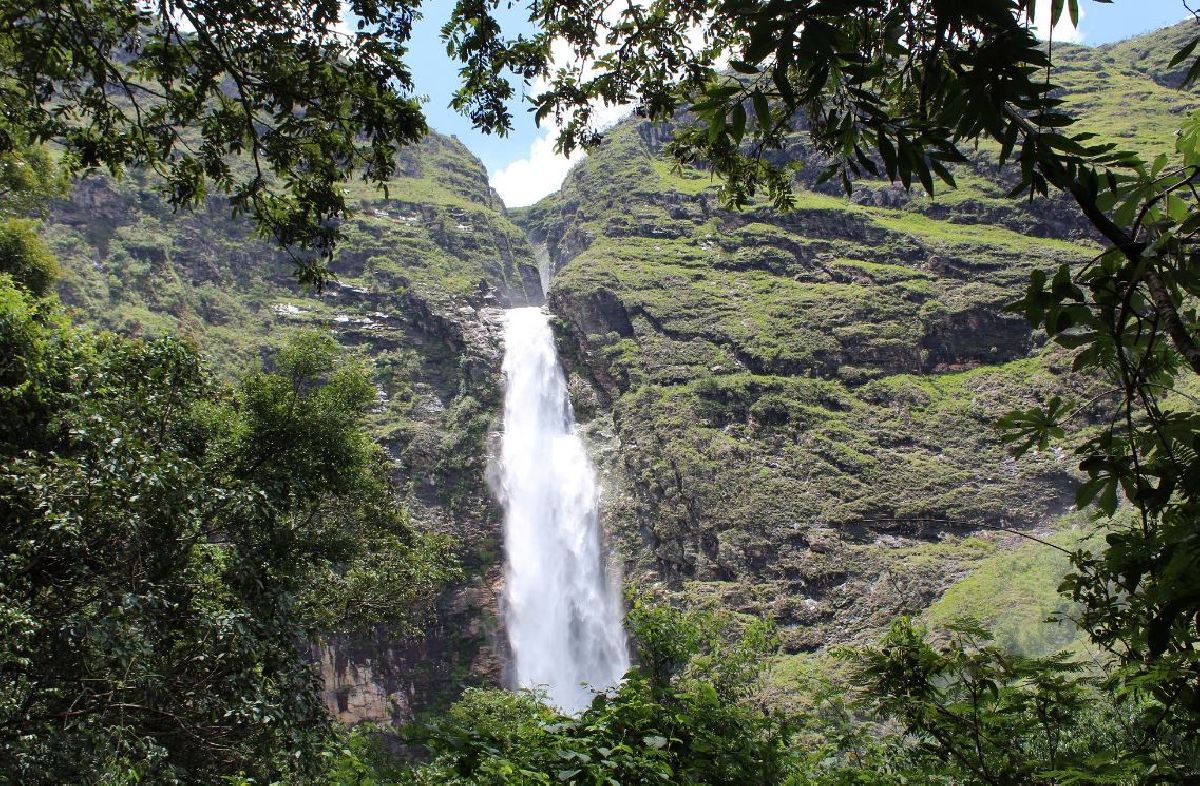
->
[12,16,1200,779]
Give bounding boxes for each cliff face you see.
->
[47,131,538,721]
[526,140,1089,651]
[519,23,1199,653]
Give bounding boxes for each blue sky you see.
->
[402,1,1198,207]
[405,2,538,176]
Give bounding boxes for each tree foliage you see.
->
[0,140,65,220]
[0,219,60,298]
[0,267,455,782]
[0,0,439,283]
[334,604,1197,784]
[397,595,792,785]
[851,619,1195,784]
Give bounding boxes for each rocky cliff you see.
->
[48,132,538,722]
[517,22,1199,656]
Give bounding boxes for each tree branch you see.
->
[1143,267,1200,374]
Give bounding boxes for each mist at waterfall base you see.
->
[497,307,629,714]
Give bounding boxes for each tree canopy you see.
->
[0,0,436,283]
[0,262,456,780]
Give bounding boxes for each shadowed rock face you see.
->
[309,574,509,725]
[313,641,409,725]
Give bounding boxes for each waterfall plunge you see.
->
[499,307,629,714]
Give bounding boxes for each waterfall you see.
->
[498,306,629,714]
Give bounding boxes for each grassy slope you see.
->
[54,132,537,361]
[528,22,1200,654]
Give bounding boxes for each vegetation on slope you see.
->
[520,113,1098,650]
[517,22,1200,669]
[327,592,1196,784]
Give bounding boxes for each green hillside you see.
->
[521,21,1200,654]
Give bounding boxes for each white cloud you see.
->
[1029,3,1087,44]
[490,95,632,207]
[492,0,714,207]
[490,128,586,207]
[488,0,730,207]
[489,22,637,206]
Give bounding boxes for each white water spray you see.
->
[498,306,629,713]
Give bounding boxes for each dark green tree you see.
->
[0,266,455,781]
[0,137,67,296]
[0,139,65,220]
[851,619,1191,784]
[0,219,59,298]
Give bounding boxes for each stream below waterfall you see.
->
[498,306,629,714]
